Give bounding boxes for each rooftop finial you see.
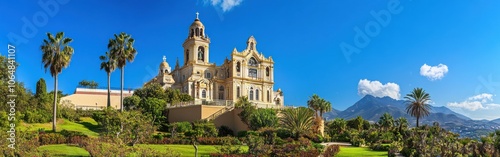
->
[196,12,199,19]
[163,55,166,62]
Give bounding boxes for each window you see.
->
[195,28,199,37]
[267,90,270,102]
[256,89,259,101]
[237,86,240,98]
[200,28,203,37]
[276,99,280,105]
[202,90,206,98]
[190,29,194,37]
[248,57,258,67]
[249,87,254,100]
[266,67,270,76]
[249,68,257,78]
[205,72,211,79]
[250,42,254,50]
[236,62,241,72]
[219,86,224,100]
[198,46,204,61]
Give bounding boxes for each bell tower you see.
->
[183,12,210,65]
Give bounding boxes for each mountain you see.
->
[492,118,500,124]
[324,95,500,138]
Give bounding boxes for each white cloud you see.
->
[205,0,243,12]
[447,93,500,111]
[358,79,401,100]
[420,64,449,80]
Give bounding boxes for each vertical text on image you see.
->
[6,44,17,149]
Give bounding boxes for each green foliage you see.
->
[378,113,394,131]
[280,107,315,138]
[405,87,432,127]
[124,95,141,110]
[23,109,52,123]
[134,83,167,101]
[92,108,156,146]
[186,121,218,138]
[60,104,80,122]
[249,108,278,130]
[347,116,366,132]
[236,96,256,126]
[78,80,98,89]
[139,97,167,126]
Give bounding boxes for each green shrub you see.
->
[23,109,51,123]
[38,132,66,145]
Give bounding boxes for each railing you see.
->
[168,99,234,108]
[205,105,234,121]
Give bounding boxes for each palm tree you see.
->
[280,107,314,138]
[318,98,332,119]
[100,51,116,108]
[40,32,74,131]
[378,112,394,131]
[108,32,137,112]
[395,117,409,133]
[404,88,431,127]
[307,94,321,118]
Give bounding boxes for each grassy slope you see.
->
[18,117,100,137]
[336,147,388,157]
[38,144,90,157]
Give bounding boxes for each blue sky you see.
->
[2,0,500,120]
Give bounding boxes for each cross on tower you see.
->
[196,12,199,19]
[163,55,166,62]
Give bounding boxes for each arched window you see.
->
[276,99,280,105]
[195,28,199,37]
[248,57,258,67]
[249,87,254,100]
[266,67,270,76]
[267,90,270,102]
[190,29,194,37]
[249,69,257,78]
[198,46,204,61]
[219,86,224,100]
[237,86,240,98]
[236,62,241,72]
[250,42,254,50]
[200,28,203,37]
[256,89,259,101]
[202,90,206,98]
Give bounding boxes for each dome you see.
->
[190,19,204,28]
[160,56,170,68]
[160,61,170,68]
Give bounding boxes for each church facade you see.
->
[146,14,284,108]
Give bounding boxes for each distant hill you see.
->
[492,118,500,124]
[324,95,500,138]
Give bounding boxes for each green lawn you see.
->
[38,144,248,157]
[135,144,248,157]
[336,147,388,157]
[18,117,100,137]
[38,144,90,157]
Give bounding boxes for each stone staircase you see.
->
[204,105,235,121]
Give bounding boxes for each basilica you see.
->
[146,14,284,108]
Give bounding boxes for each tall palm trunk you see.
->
[107,72,111,108]
[52,74,58,132]
[416,117,420,127]
[120,67,124,112]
